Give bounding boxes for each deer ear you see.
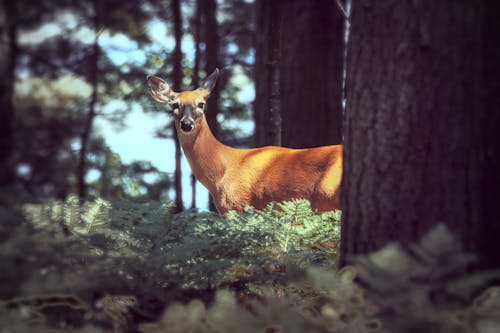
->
[197,68,219,97]
[147,75,176,103]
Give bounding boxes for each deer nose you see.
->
[180,119,195,132]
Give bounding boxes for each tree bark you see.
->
[202,0,221,212]
[0,0,17,186]
[189,0,201,210]
[476,0,500,270]
[254,0,344,149]
[191,0,201,89]
[254,0,282,147]
[77,0,100,200]
[202,0,221,138]
[171,0,184,212]
[280,0,343,148]
[340,0,500,270]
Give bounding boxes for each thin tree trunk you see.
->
[190,174,196,209]
[171,0,184,212]
[0,0,17,186]
[202,0,221,212]
[190,0,201,210]
[339,0,500,270]
[202,0,221,137]
[191,0,201,89]
[100,148,111,197]
[77,0,100,200]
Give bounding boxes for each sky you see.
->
[18,8,255,211]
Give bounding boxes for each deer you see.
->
[147,69,342,215]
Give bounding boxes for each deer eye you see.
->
[197,102,205,109]
[171,102,180,109]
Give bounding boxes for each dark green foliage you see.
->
[1,197,340,332]
[135,226,500,333]
[353,225,500,332]
[2,197,498,332]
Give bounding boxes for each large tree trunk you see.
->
[254,0,344,148]
[171,0,184,212]
[340,1,500,270]
[0,0,17,186]
[77,0,100,200]
[479,0,500,270]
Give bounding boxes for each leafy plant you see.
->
[3,196,340,332]
[4,196,499,333]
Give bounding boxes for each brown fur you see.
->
[176,112,342,215]
[148,74,342,215]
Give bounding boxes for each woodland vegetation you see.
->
[1,0,500,332]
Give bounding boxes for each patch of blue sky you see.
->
[146,19,176,51]
[99,32,146,67]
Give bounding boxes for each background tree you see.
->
[189,0,202,209]
[77,0,101,200]
[253,0,282,146]
[0,0,60,188]
[202,0,222,139]
[0,0,17,187]
[254,0,344,148]
[171,0,184,212]
[199,0,222,211]
[14,77,87,198]
[74,0,151,200]
[339,0,500,270]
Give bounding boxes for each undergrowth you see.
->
[1,195,499,332]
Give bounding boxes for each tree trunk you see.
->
[191,0,201,89]
[171,0,184,212]
[0,0,17,186]
[202,0,221,137]
[254,0,282,147]
[189,0,201,210]
[280,0,343,148]
[340,0,500,270]
[77,0,100,200]
[476,0,500,270]
[254,0,344,149]
[202,0,221,212]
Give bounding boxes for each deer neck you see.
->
[176,116,232,194]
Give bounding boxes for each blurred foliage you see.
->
[353,225,500,332]
[8,0,257,202]
[1,194,499,332]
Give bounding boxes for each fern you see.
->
[64,193,81,225]
[11,196,499,333]
[81,198,112,233]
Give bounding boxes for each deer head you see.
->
[147,69,219,133]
